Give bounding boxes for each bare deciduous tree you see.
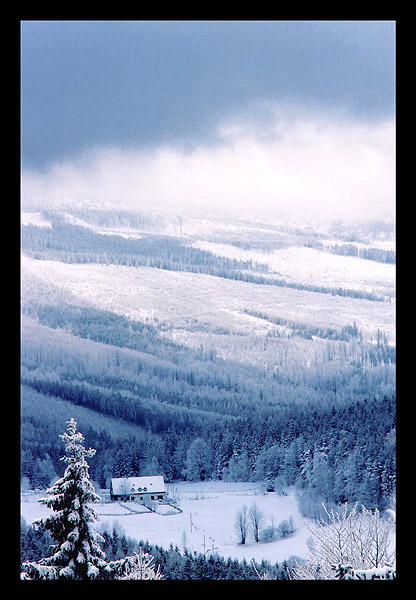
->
[249,503,265,543]
[235,505,248,545]
[293,502,395,580]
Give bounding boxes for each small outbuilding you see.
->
[110,475,166,503]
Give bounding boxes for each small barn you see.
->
[110,475,166,503]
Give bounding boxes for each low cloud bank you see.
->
[22,106,395,225]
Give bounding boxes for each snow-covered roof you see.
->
[111,476,166,495]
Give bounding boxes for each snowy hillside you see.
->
[21,209,395,345]
[20,208,396,569]
[21,252,395,348]
[191,241,395,300]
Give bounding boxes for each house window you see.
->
[157,495,163,500]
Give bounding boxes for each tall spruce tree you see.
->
[21,419,107,580]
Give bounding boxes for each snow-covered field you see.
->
[21,482,313,565]
[21,254,395,345]
[191,240,395,300]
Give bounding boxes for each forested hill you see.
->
[21,209,395,513]
[21,222,391,302]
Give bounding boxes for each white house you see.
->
[110,475,166,503]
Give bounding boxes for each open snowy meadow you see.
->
[21,482,314,565]
[21,250,395,346]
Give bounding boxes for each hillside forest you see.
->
[21,209,396,516]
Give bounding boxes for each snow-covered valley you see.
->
[21,479,396,568]
[21,482,320,565]
[20,209,396,575]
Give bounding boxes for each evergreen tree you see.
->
[184,437,213,481]
[21,419,107,580]
[20,517,54,566]
[224,452,253,482]
[21,418,165,580]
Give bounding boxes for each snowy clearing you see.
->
[21,212,52,229]
[21,255,395,344]
[191,240,395,299]
[21,482,313,564]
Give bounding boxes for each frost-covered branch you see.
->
[107,548,164,580]
[332,563,396,580]
[293,502,395,580]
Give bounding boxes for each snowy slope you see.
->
[21,253,395,345]
[191,241,395,300]
[21,211,52,228]
[20,212,396,568]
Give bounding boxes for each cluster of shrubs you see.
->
[261,517,297,542]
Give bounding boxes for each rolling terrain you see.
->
[20,208,396,515]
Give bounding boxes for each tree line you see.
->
[21,382,395,512]
[21,222,268,273]
[21,294,395,511]
[21,222,387,301]
[21,518,291,580]
[326,243,395,264]
[20,419,394,580]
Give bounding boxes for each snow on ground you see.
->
[64,214,145,239]
[21,254,396,344]
[191,240,395,299]
[21,482,312,564]
[21,212,52,229]
[320,238,396,252]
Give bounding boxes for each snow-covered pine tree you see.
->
[332,563,396,580]
[21,418,107,580]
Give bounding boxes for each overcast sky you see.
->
[21,20,396,224]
